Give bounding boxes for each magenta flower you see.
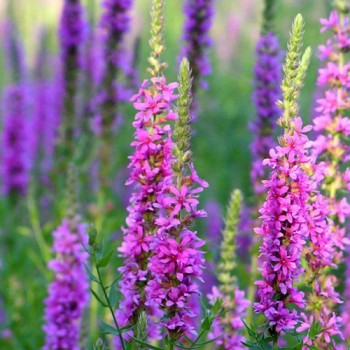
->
[310,10,350,344]
[43,220,89,350]
[254,117,315,333]
[116,77,178,341]
[139,59,209,340]
[147,166,207,340]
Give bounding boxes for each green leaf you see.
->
[100,321,120,336]
[309,319,322,339]
[84,263,100,284]
[200,316,211,331]
[241,340,258,348]
[212,297,223,315]
[96,250,113,268]
[108,284,118,307]
[242,320,256,339]
[128,335,164,350]
[175,336,223,349]
[261,337,274,344]
[90,288,108,307]
[96,240,104,260]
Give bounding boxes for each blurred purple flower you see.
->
[311,10,350,344]
[250,32,281,196]
[1,85,29,197]
[181,0,214,95]
[93,0,134,137]
[43,220,89,350]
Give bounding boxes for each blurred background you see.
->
[0,0,333,348]
[0,0,330,203]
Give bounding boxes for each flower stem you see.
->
[94,255,126,350]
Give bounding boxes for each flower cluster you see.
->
[254,118,313,332]
[298,192,344,347]
[250,32,281,195]
[1,85,29,197]
[43,220,89,350]
[116,77,178,339]
[146,165,208,340]
[181,0,214,94]
[142,59,208,341]
[311,10,350,342]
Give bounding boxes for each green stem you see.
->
[27,188,50,264]
[94,255,126,350]
[188,329,205,350]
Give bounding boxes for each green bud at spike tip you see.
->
[172,58,193,177]
[277,14,311,132]
[218,189,243,296]
[147,0,167,78]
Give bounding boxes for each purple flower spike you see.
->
[116,77,178,341]
[57,0,85,161]
[254,118,313,333]
[1,85,29,197]
[94,0,133,137]
[250,32,281,196]
[59,0,85,62]
[310,9,350,344]
[43,220,89,350]
[181,0,214,95]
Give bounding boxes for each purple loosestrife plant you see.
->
[116,0,176,342]
[43,166,89,350]
[313,9,350,265]
[116,75,177,341]
[254,118,312,334]
[253,14,313,343]
[43,220,89,350]
[146,58,208,341]
[181,0,214,103]
[309,5,350,345]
